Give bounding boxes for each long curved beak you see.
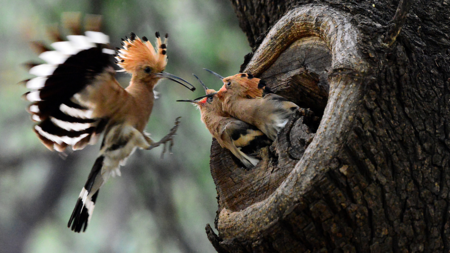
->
[176,99,196,103]
[193,74,208,91]
[203,68,224,80]
[193,92,217,100]
[176,92,218,103]
[155,72,196,91]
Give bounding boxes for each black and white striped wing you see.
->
[23,31,115,152]
[222,119,271,168]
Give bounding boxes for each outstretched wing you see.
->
[22,16,121,152]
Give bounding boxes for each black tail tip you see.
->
[68,198,89,233]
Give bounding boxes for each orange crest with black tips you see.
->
[116,32,168,74]
[224,73,264,98]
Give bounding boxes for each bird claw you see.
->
[146,117,181,159]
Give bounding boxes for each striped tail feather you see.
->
[69,191,100,233]
[22,15,114,152]
[68,155,104,233]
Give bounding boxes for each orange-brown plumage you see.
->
[207,70,298,141]
[178,75,271,168]
[116,33,167,74]
[220,73,265,99]
[22,15,193,233]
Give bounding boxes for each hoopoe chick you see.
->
[22,14,194,233]
[177,75,271,168]
[204,69,271,98]
[206,69,298,141]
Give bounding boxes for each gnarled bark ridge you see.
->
[207,0,450,252]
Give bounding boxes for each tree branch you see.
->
[384,0,413,46]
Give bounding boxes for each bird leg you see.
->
[145,117,181,158]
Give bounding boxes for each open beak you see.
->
[203,68,225,80]
[155,72,196,91]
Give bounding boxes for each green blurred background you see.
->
[0,0,250,252]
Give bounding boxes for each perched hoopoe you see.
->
[21,14,195,232]
[177,75,271,168]
[204,69,271,98]
[206,69,298,141]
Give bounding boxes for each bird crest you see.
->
[224,73,264,98]
[203,69,268,99]
[116,32,168,74]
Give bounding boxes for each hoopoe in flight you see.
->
[22,14,195,232]
[177,74,271,168]
[205,69,298,141]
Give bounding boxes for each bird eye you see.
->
[144,66,152,74]
[226,82,231,88]
[207,96,213,103]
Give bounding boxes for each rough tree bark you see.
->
[206,0,450,252]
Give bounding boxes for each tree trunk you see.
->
[206,0,450,252]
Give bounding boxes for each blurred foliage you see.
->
[0,0,250,252]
